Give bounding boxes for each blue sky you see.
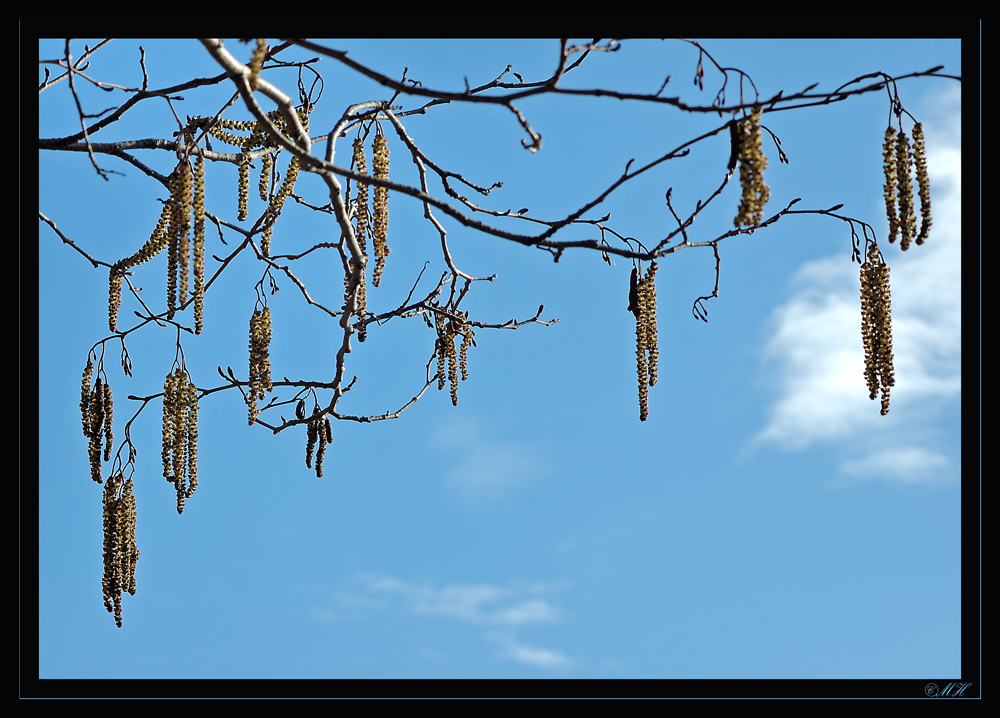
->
[35,38,964,685]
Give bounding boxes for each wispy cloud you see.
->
[324,574,573,672]
[432,418,547,502]
[362,574,562,626]
[487,632,573,670]
[753,87,961,473]
[836,446,954,486]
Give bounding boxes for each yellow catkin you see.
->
[447,322,459,406]
[636,319,649,422]
[193,155,206,334]
[352,138,370,254]
[261,155,300,257]
[460,326,474,382]
[733,106,770,228]
[349,138,370,340]
[642,263,659,388]
[161,370,177,483]
[161,367,199,512]
[170,372,188,506]
[248,39,266,90]
[238,157,250,222]
[247,306,273,425]
[185,379,199,499]
[860,244,895,415]
[372,134,390,286]
[176,162,193,304]
[912,123,932,245]
[259,153,272,201]
[109,202,173,332]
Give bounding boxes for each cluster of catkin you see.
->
[189,107,307,256]
[434,311,474,406]
[161,367,199,514]
[101,471,139,628]
[81,359,114,483]
[629,264,659,421]
[247,305,273,425]
[881,124,932,250]
[109,156,206,334]
[733,106,770,228]
[165,159,206,330]
[860,243,895,415]
[350,133,392,287]
[305,410,334,478]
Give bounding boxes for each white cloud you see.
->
[488,632,573,671]
[754,88,961,458]
[335,574,572,672]
[432,418,546,501]
[361,574,561,626]
[836,447,954,486]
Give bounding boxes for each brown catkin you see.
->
[108,268,123,333]
[882,126,899,244]
[912,123,932,245]
[435,312,447,391]
[733,106,770,228]
[315,419,328,478]
[119,478,139,598]
[81,359,94,438]
[634,263,659,421]
[102,380,114,462]
[101,472,122,624]
[860,244,895,415]
[305,416,319,469]
[166,168,181,317]
[460,326,474,382]
[88,376,106,483]
[101,473,139,627]
[895,130,916,251]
